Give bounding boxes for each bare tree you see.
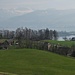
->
[53,30,58,40]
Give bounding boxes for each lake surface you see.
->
[58,35,75,41]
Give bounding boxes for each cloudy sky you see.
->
[0,0,75,10]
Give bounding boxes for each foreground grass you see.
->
[0,49,75,75]
[0,72,17,75]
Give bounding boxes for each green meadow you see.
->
[0,49,75,75]
[44,40,75,47]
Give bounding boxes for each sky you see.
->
[0,0,75,10]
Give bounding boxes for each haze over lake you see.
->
[0,0,75,31]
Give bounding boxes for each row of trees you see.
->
[1,27,75,57]
[16,27,58,41]
[0,27,58,40]
[0,30,15,39]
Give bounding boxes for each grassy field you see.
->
[44,40,75,47]
[0,49,75,75]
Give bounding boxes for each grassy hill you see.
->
[0,49,75,75]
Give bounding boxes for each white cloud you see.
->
[14,8,33,15]
[0,7,33,15]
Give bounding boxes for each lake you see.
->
[58,35,75,41]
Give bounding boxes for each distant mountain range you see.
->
[0,8,33,22]
[0,8,75,31]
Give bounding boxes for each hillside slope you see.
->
[0,49,75,75]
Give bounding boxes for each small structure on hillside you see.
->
[0,40,10,50]
[0,39,15,49]
[7,39,14,45]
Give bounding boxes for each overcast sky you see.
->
[0,0,75,10]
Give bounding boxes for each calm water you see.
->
[58,35,75,41]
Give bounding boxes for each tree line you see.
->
[16,27,58,41]
[1,27,75,57]
[0,27,58,40]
